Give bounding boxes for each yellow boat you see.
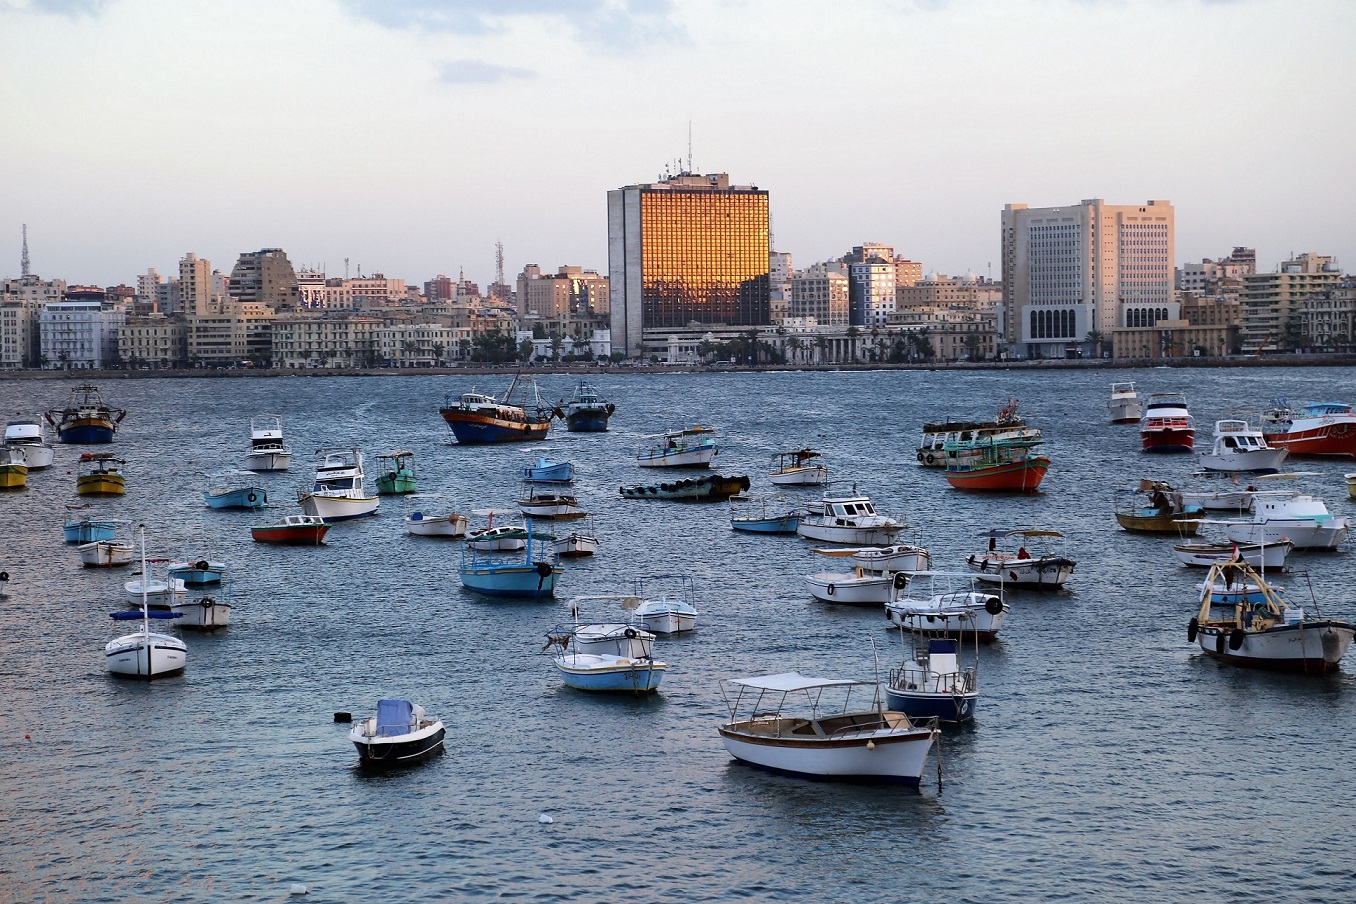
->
[1347,472,1356,499]
[0,448,27,488]
[76,453,126,496]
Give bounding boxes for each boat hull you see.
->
[797,523,902,546]
[57,418,117,444]
[1172,540,1292,569]
[966,554,1075,588]
[565,408,611,432]
[805,572,897,606]
[406,514,468,537]
[1195,622,1355,674]
[732,515,800,534]
[1199,449,1287,474]
[769,466,829,486]
[1115,510,1204,534]
[78,540,135,567]
[1142,429,1195,453]
[620,474,750,501]
[944,457,1049,492]
[376,473,417,495]
[1224,519,1349,550]
[203,487,268,509]
[76,474,125,496]
[719,721,936,785]
[554,532,598,557]
[251,525,330,545]
[105,632,186,678]
[65,520,117,544]
[460,564,561,598]
[352,725,446,767]
[167,561,226,585]
[553,654,666,692]
[244,450,291,471]
[299,493,379,521]
[886,600,1008,642]
[0,464,27,488]
[441,410,550,444]
[1109,400,1143,424]
[173,599,231,629]
[884,688,977,724]
[1263,424,1356,458]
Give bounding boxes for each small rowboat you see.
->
[251,514,330,545]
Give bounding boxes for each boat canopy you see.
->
[376,699,415,737]
[110,610,183,620]
[726,672,864,693]
[976,528,1065,539]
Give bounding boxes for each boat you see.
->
[124,569,188,607]
[1223,490,1351,550]
[1198,420,1288,474]
[809,544,932,574]
[3,417,55,469]
[729,493,801,534]
[806,567,909,606]
[439,374,556,444]
[554,521,600,558]
[167,557,228,585]
[885,626,979,724]
[1115,480,1206,534]
[105,528,187,679]
[795,493,904,545]
[769,449,829,486]
[171,593,233,630]
[561,382,615,432]
[1348,472,1356,499]
[942,434,1049,493]
[620,474,750,501]
[201,471,269,510]
[349,699,446,767]
[244,415,292,471]
[1172,536,1293,571]
[632,576,699,634]
[884,573,1009,643]
[1179,474,1257,512]
[965,529,1076,589]
[916,399,1038,467]
[0,447,27,489]
[1259,399,1356,458]
[717,672,939,785]
[519,486,587,519]
[459,518,562,598]
[64,515,118,544]
[405,511,469,538]
[545,595,668,693]
[1108,382,1144,424]
[78,538,135,568]
[298,448,380,521]
[375,451,417,495]
[637,426,718,468]
[75,453,125,496]
[519,456,575,483]
[45,383,126,444]
[1188,559,1355,674]
[1141,392,1196,453]
[251,513,330,545]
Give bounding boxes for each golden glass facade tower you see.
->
[608,173,770,357]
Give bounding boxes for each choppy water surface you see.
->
[2,366,1355,902]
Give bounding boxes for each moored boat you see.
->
[46,384,125,444]
[1198,420,1287,474]
[251,513,330,545]
[519,486,587,519]
[809,544,932,574]
[554,515,600,558]
[637,426,718,468]
[439,375,555,444]
[717,672,939,785]
[4,417,55,469]
[1172,537,1293,571]
[884,572,1009,643]
[1259,400,1356,458]
[79,538,135,568]
[1108,382,1144,424]
[1222,490,1350,550]
[105,527,187,679]
[916,398,1036,467]
[965,528,1075,589]
[1188,559,1355,674]
[375,451,417,495]
[545,595,669,692]
[349,699,446,767]
[1347,473,1356,499]
[1115,481,1205,534]
[806,567,909,606]
[405,511,469,538]
[769,449,828,486]
[796,493,904,545]
[1141,392,1196,453]
[167,558,228,585]
[64,515,118,544]
[943,436,1049,493]
[459,518,561,598]
[298,448,379,521]
[244,415,292,471]
[730,493,801,534]
[75,453,125,496]
[202,471,268,510]
[885,629,978,724]
[632,575,699,635]
[561,382,615,432]
[0,447,28,488]
[519,456,575,484]
[620,473,750,501]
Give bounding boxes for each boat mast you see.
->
[138,523,150,675]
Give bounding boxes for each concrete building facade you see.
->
[39,298,126,369]
[229,248,299,309]
[1239,253,1344,352]
[789,264,850,327]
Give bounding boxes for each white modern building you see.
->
[40,299,126,369]
[1002,198,1175,358]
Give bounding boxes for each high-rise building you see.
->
[608,172,770,357]
[228,248,299,310]
[180,252,214,316]
[1240,252,1343,352]
[517,265,609,320]
[1002,199,1174,358]
[789,263,850,326]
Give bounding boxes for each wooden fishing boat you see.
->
[1115,481,1205,534]
[76,453,126,496]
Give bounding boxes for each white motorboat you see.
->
[965,528,1076,589]
[806,568,908,606]
[298,448,380,521]
[78,538,135,568]
[554,516,599,558]
[1188,559,1355,674]
[769,449,829,486]
[1172,537,1293,570]
[808,544,932,574]
[1223,491,1351,549]
[885,572,1008,642]
[518,487,587,520]
[1198,420,1288,474]
[4,417,55,469]
[124,571,189,607]
[631,576,698,634]
[349,700,446,767]
[466,509,528,550]
[637,426,718,468]
[105,528,187,679]
[245,414,292,471]
[796,493,904,545]
[405,511,469,538]
[717,672,938,785]
[886,622,979,724]
[544,595,668,692]
[1108,382,1144,424]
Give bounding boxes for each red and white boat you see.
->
[1141,392,1196,453]
[1259,400,1356,459]
[943,437,1049,493]
[251,514,330,545]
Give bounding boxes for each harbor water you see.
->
[2,366,1355,902]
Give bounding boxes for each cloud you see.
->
[5,0,115,16]
[339,0,687,55]
[436,58,536,84]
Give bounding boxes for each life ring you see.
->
[624,627,638,639]
[0,571,8,581]
[916,452,925,462]
[925,453,936,465]
[1228,628,1246,651]
[247,492,258,503]
[985,597,1003,616]
[195,560,210,571]
[535,562,554,578]
[1187,616,1198,643]
[892,572,909,590]
[826,583,836,596]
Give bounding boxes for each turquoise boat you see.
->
[376,451,417,495]
[519,457,575,483]
[63,517,119,544]
[729,494,801,534]
[202,471,268,510]
[459,519,562,598]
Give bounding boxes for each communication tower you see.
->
[21,223,30,278]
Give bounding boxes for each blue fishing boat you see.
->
[545,595,668,693]
[439,375,556,444]
[459,518,562,598]
[561,381,615,432]
[45,384,126,444]
[885,633,978,724]
[167,558,228,586]
[519,456,575,483]
[63,516,118,544]
[729,493,800,534]
[202,471,269,510]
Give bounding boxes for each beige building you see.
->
[1,276,66,368]
[1295,279,1356,352]
[229,248,299,309]
[374,321,468,367]
[180,252,217,316]
[789,264,850,327]
[897,276,1002,312]
[1239,253,1344,352]
[272,312,383,368]
[516,265,608,320]
[1002,199,1175,358]
[1110,296,1241,359]
[894,259,923,288]
[118,314,188,367]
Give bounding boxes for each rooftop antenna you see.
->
[687,120,693,174]
[495,240,505,288]
[344,257,349,279]
[21,224,30,278]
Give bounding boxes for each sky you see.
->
[1,0,1353,288]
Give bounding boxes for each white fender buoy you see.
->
[288,883,308,895]
[539,813,554,824]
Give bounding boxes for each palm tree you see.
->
[845,326,860,363]
[814,335,828,365]
[1085,330,1105,359]
[786,335,803,364]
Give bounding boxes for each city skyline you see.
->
[1,0,1352,286]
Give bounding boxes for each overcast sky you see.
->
[1,0,1352,288]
